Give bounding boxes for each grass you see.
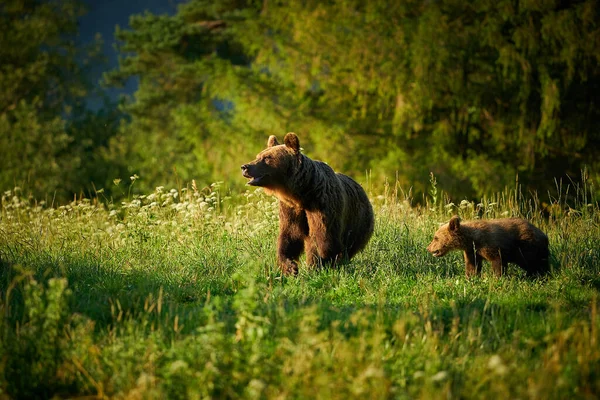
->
[0,178,600,399]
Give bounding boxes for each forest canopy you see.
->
[2,0,600,202]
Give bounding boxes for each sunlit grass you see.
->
[0,178,599,398]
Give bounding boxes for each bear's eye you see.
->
[434,236,439,241]
[263,155,272,162]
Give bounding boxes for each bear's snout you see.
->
[241,164,252,178]
[241,163,268,186]
[426,242,442,257]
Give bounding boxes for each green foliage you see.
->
[0,0,121,200]
[100,0,600,199]
[1,179,600,398]
[0,0,81,197]
[1,0,599,201]
[0,274,95,398]
[0,101,69,195]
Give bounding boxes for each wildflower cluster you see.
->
[0,182,281,256]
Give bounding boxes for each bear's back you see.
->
[462,218,547,249]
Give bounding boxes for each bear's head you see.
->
[427,216,462,257]
[241,132,301,188]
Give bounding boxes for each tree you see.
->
[0,0,120,200]
[106,0,600,199]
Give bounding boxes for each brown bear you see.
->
[426,216,550,277]
[241,132,374,275]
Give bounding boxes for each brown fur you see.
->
[427,216,550,277]
[241,132,375,275]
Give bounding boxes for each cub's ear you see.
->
[267,135,279,147]
[448,215,461,232]
[284,132,300,154]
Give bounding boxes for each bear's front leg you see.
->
[305,213,344,267]
[303,237,344,268]
[277,234,303,275]
[277,204,309,275]
[308,238,343,267]
[279,258,299,276]
[303,238,319,268]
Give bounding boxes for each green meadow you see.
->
[1,178,600,399]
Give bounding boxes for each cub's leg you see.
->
[463,251,483,277]
[482,248,505,277]
[490,259,507,277]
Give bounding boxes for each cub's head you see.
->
[427,216,462,257]
[241,132,301,188]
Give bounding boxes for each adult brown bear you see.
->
[241,133,374,275]
[427,216,550,277]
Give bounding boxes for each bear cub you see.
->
[427,216,550,277]
[241,132,374,275]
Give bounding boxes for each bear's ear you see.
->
[448,216,461,232]
[267,135,279,148]
[284,132,300,154]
